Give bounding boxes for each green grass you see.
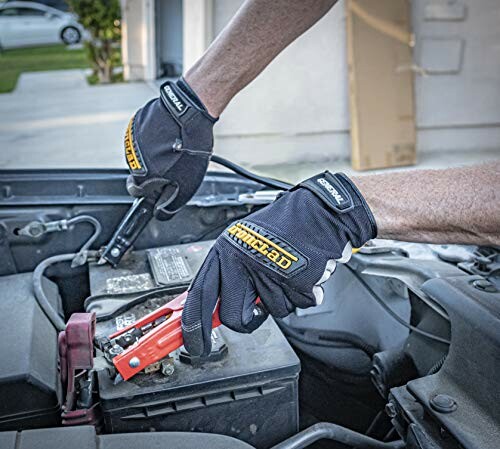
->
[0,44,89,93]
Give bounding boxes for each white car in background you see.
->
[0,1,85,49]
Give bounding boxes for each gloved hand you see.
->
[182,171,377,356]
[124,77,217,220]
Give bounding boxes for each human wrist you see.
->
[184,64,236,118]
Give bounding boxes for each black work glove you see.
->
[181,171,377,356]
[124,77,217,220]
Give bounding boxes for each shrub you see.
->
[68,0,121,83]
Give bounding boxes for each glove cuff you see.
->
[292,171,377,245]
[177,77,218,120]
[160,78,217,127]
[335,172,378,240]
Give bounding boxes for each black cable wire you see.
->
[211,154,293,190]
[32,215,103,331]
[33,253,76,331]
[344,265,451,345]
[84,286,180,321]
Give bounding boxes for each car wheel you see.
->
[61,27,81,45]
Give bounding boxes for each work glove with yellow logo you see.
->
[124,77,217,220]
[182,171,377,356]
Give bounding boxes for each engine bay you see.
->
[0,169,498,449]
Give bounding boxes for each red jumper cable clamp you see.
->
[107,291,221,381]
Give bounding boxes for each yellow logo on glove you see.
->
[227,223,298,270]
[125,117,143,172]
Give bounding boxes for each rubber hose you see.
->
[270,422,405,449]
[33,253,76,331]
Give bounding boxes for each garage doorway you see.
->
[155,0,183,78]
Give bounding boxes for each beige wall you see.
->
[209,1,350,169]
[182,0,213,70]
[121,0,156,81]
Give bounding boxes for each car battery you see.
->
[88,241,301,449]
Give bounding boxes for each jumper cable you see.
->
[107,291,221,380]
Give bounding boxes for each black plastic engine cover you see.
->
[0,273,62,430]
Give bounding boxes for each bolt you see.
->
[110,247,120,258]
[161,358,175,376]
[28,222,46,238]
[430,394,457,414]
[385,402,397,418]
[472,279,498,293]
[129,357,141,368]
[109,344,124,357]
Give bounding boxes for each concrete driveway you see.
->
[0,69,155,169]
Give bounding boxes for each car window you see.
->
[10,0,69,12]
[0,8,21,16]
[16,7,47,16]
[0,7,48,17]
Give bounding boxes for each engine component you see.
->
[0,273,62,431]
[30,214,102,331]
[371,346,417,398]
[90,240,213,294]
[388,275,500,449]
[458,247,500,287]
[270,422,404,449]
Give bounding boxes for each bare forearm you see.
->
[185,0,337,117]
[353,163,500,246]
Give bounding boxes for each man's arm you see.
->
[185,0,338,117]
[353,162,500,246]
